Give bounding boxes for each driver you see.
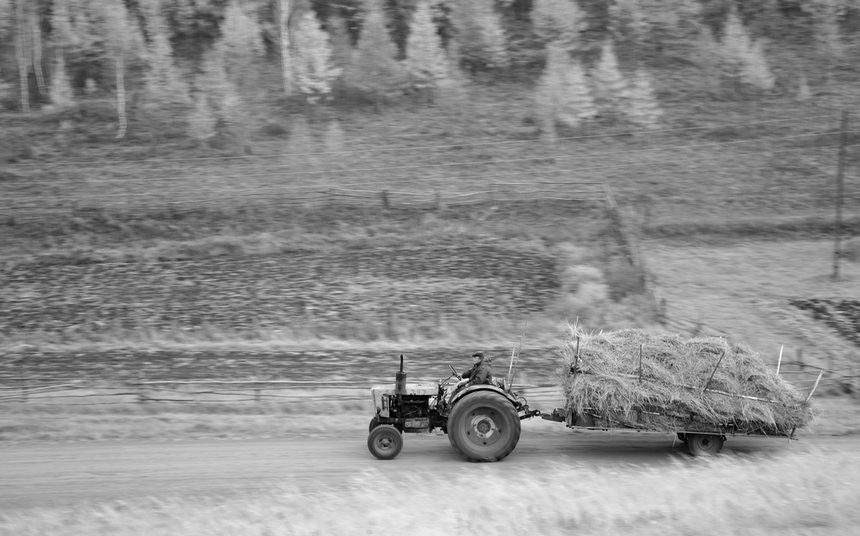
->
[455,352,493,389]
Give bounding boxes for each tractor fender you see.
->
[449,384,519,409]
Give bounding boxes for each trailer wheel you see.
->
[367,425,403,460]
[448,391,521,462]
[687,434,724,456]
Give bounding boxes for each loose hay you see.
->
[556,324,813,435]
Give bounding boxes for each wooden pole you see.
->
[638,344,643,383]
[701,350,726,394]
[833,111,848,280]
[805,371,824,403]
[20,359,27,403]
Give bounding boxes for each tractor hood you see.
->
[371,382,439,398]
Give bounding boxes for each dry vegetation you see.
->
[2,450,858,535]
[558,325,812,434]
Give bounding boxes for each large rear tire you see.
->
[448,391,521,462]
[367,425,403,460]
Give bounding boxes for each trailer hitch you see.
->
[519,408,541,420]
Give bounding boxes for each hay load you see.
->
[557,325,813,435]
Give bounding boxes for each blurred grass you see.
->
[1,448,858,535]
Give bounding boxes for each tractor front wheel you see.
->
[448,391,521,462]
[367,424,403,460]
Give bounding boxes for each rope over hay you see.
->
[555,324,813,434]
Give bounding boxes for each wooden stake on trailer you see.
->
[805,371,824,404]
[638,344,643,383]
[776,345,784,375]
[700,350,726,395]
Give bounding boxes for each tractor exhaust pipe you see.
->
[395,354,407,395]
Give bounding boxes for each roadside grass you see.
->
[1,449,858,535]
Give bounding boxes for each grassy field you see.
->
[2,448,858,535]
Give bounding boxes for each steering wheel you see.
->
[449,365,461,380]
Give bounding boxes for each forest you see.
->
[1,0,857,148]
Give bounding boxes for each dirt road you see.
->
[3,420,853,511]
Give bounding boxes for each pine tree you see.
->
[624,69,663,129]
[592,40,629,120]
[0,0,15,107]
[187,90,217,141]
[323,119,345,154]
[214,1,265,151]
[405,1,449,94]
[720,12,775,91]
[328,13,354,72]
[48,53,74,109]
[349,1,406,109]
[273,0,294,96]
[102,0,144,138]
[293,11,341,102]
[49,0,75,109]
[535,43,596,139]
[803,0,848,84]
[531,0,587,53]
[284,114,317,173]
[451,0,509,72]
[140,0,191,123]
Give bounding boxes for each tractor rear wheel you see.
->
[367,425,403,460]
[448,391,521,462]
[687,434,724,456]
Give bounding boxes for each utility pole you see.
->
[833,111,848,280]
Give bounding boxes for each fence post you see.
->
[381,190,390,209]
[833,110,848,280]
[137,371,147,404]
[20,358,27,403]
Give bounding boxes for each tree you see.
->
[323,119,345,154]
[802,0,849,84]
[348,0,406,109]
[272,0,304,96]
[531,0,587,53]
[187,90,217,141]
[13,0,32,114]
[140,0,191,124]
[214,1,265,151]
[404,1,449,95]
[592,40,629,121]
[102,0,144,138]
[293,11,341,101]
[0,0,13,106]
[624,69,663,129]
[720,11,775,91]
[48,0,75,109]
[450,0,508,73]
[535,43,596,140]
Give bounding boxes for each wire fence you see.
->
[0,363,852,406]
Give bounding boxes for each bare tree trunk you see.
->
[115,55,127,139]
[14,0,30,115]
[31,11,46,96]
[277,0,292,96]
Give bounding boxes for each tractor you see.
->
[367,351,540,462]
